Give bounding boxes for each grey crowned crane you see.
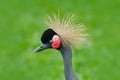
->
[33,15,87,80]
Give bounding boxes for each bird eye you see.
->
[49,40,52,43]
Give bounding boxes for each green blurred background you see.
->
[0,0,120,80]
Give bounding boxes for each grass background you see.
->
[0,0,120,80]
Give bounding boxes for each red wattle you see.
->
[52,39,60,49]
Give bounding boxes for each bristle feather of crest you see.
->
[46,14,87,48]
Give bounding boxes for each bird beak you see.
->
[33,43,52,53]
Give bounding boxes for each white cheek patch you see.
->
[52,35,60,41]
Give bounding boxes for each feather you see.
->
[45,14,87,48]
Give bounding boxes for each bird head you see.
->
[33,15,87,53]
[33,28,61,52]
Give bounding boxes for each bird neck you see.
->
[60,44,78,80]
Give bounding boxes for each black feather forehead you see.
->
[41,28,57,44]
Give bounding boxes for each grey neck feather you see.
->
[60,44,78,80]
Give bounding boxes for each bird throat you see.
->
[60,44,78,80]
